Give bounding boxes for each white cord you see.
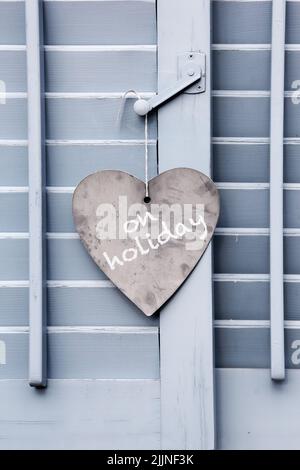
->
[118,90,150,201]
[144,113,149,199]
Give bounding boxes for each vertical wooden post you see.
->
[270,0,286,381]
[158,0,215,449]
[25,0,47,387]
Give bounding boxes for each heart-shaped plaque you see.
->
[72,168,219,316]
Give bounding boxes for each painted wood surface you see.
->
[3,234,300,279]
[214,280,300,322]
[0,327,159,379]
[0,379,160,450]
[0,285,159,327]
[0,0,160,395]
[4,188,300,231]
[25,0,47,387]
[5,48,300,94]
[43,0,156,45]
[213,1,272,44]
[5,96,300,139]
[215,326,300,368]
[4,141,300,187]
[158,0,215,450]
[216,369,300,450]
[269,0,286,380]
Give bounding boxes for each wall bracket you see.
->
[134,52,205,116]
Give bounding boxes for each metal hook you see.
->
[117,89,142,126]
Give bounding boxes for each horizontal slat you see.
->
[218,189,268,228]
[0,98,157,140]
[0,2,25,45]
[43,0,156,45]
[214,280,300,321]
[0,286,159,327]
[213,2,300,45]
[213,97,300,138]
[213,144,300,184]
[6,96,300,140]
[0,146,27,186]
[212,1,272,44]
[213,143,269,182]
[0,379,160,450]
[0,239,106,280]
[46,144,157,186]
[45,98,157,140]
[45,50,156,92]
[0,99,27,139]
[213,97,270,137]
[1,49,297,93]
[286,1,300,43]
[3,236,300,280]
[0,143,157,186]
[0,50,156,92]
[213,50,300,91]
[215,327,300,368]
[214,281,269,320]
[0,51,26,91]
[214,235,269,274]
[3,189,300,231]
[0,328,159,378]
[213,50,270,90]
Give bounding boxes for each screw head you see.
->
[187,68,195,77]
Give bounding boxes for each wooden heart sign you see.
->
[72,168,219,316]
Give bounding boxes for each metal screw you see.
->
[187,68,195,77]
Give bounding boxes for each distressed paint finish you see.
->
[72,169,219,316]
[0,379,160,450]
[158,0,215,449]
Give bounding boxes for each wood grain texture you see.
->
[0,379,160,449]
[0,328,159,379]
[216,369,300,449]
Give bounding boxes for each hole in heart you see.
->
[144,196,151,204]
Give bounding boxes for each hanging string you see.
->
[144,112,149,200]
[118,90,150,202]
